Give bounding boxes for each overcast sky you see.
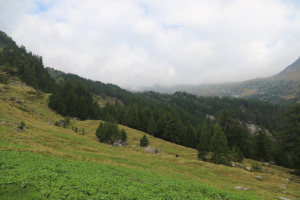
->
[0,0,300,89]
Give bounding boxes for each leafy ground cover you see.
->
[0,151,252,200]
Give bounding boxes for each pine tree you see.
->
[197,123,209,161]
[120,129,127,142]
[147,116,157,136]
[255,125,273,162]
[140,134,149,147]
[210,123,230,165]
[280,103,300,170]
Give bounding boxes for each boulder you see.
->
[12,127,24,132]
[1,121,9,126]
[245,167,251,171]
[112,140,128,147]
[280,184,287,189]
[144,146,160,154]
[234,186,249,190]
[255,176,263,181]
[264,162,270,167]
[285,178,289,183]
[275,197,291,200]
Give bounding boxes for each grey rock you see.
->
[144,146,160,154]
[12,127,24,132]
[234,186,249,190]
[275,197,291,200]
[255,175,263,181]
[1,121,9,126]
[231,163,236,167]
[280,184,287,189]
[13,122,20,126]
[112,140,128,147]
[264,162,270,167]
[285,178,289,183]
[245,167,251,171]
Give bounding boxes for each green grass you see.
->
[0,151,253,200]
[1,81,300,200]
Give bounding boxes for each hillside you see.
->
[144,57,300,105]
[1,78,300,199]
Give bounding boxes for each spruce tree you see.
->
[210,123,230,165]
[197,123,209,161]
[280,103,300,170]
[120,129,127,142]
[140,134,149,147]
[147,116,157,136]
[255,125,273,162]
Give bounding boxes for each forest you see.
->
[1,30,299,171]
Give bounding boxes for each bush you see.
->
[232,146,244,162]
[252,162,263,172]
[120,129,127,142]
[18,121,26,130]
[95,122,127,144]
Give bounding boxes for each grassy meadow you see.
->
[0,81,299,199]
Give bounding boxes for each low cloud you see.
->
[1,0,299,89]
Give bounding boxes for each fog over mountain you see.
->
[1,0,300,89]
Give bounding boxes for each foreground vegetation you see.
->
[0,151,254,200]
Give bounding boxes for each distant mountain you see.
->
[143,57,300,105]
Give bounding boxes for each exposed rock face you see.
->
[144,146,160,154]
[205,114,215,121]
[243,122,257,134]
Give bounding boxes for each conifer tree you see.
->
[140,134,149,147]
[197,123,209,161]
[255,125,273,162]
[147,116,157,136]
[210,123,230,165]
[280,103,300,170]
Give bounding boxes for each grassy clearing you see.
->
[1,82,300,199]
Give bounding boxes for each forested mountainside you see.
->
[1,30,299,170]
[0,31,57,93]
[47,67,283,133]
[144,57,300,105]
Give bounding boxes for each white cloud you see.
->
[0,0,299,89]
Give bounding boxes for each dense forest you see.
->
[1,30,299,171]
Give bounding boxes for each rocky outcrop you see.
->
[205,114,215,121]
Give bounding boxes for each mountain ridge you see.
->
[143,57,300,105]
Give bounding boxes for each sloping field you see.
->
[0,81,299,199]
